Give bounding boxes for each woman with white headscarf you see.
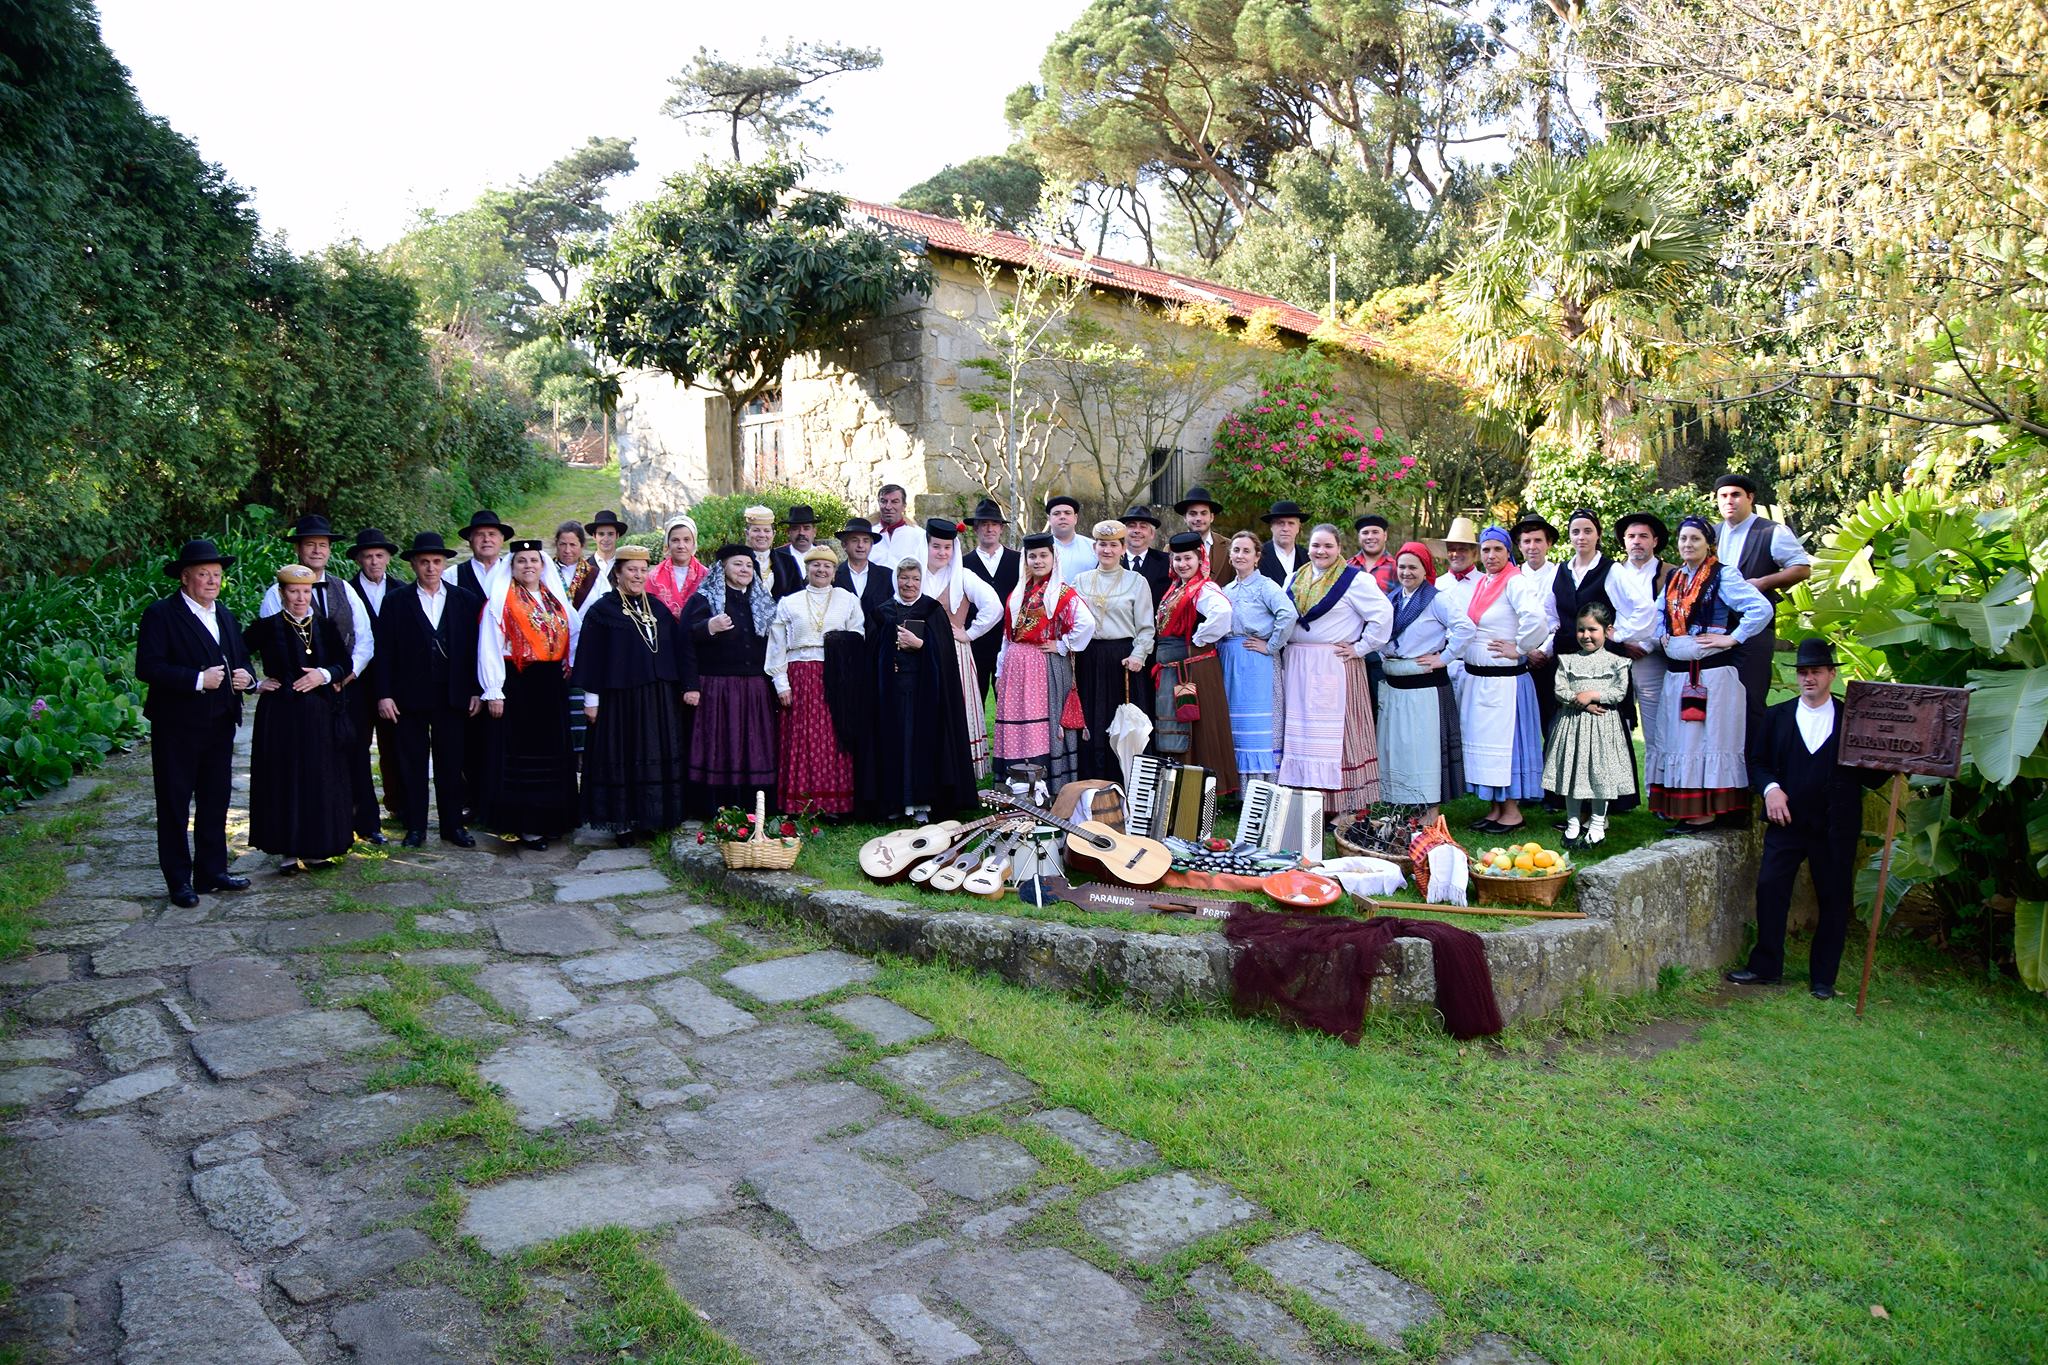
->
[478,538,582,848]
[1446,526,1549,835]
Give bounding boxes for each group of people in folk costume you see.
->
[142,470,1865,994]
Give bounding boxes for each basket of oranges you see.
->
[1470,840,1573,907]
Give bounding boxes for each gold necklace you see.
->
[804,586,831,633]
[285,612,315,658]
[621,593,659,653]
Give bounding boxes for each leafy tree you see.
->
[662,41,882,162]
[1215,147,1450,311]
[1445,142,1717,462]
[568,156,931,479]
[382,202,539,347]
[898,152,1047,229]
[495,136,638,302]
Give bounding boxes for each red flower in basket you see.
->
[780,820,798,837]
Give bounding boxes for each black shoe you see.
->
[359,831,390,846]
[442,828,476,848]
[401,830,427,848]
[520,836,549,850]
[277,859,305,877]
[615,830,641,848]
[1810,985,1837,1000]
[1467,816,1499,832]
[1490,819,1526,835]
[168,885,200,909]
[1724,969,1781,986]
[196,874,250,893]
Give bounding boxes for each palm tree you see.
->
[1447,143,1718,462]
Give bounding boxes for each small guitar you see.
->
[911,821,1015,888]
[960,829,1026,898]
[858,798,1003,881]
[983,790,1173,888]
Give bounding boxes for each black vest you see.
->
[315,577,355,660]
[1732,516,1789,603]
[1551,556,1616,659]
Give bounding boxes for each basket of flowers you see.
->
[707,791,804,870]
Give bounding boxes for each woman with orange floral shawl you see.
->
[1649,515,1772,829]
[478,540,582,847]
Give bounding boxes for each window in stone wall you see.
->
[1147,446,1192,512]
[739,392,785,487]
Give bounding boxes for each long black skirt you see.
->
[249,690,355,860]
[1074,637,1151,782]
[583,681,692,833]
[688,673,777,814]
[480,660,580,836]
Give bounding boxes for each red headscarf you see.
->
[1395,540,1436,581]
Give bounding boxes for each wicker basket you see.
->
[1331,815,1414,877]
[720,791,802,871]
[1468,866,1572,907]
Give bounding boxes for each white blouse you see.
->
[1157,578,1235,649]
[1290,570,1393,652]
[922,563,1003,642]
[1444,572,1549,667]
[766,586,866,696]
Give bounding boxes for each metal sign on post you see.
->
[1840,681,1969,1017]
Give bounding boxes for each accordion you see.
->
[1237,779,1325,858]
[1126,755,1216,841]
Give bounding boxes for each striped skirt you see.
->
[955,638,988,778]
[1277,643,1379,812]
[1218,635,1280,779]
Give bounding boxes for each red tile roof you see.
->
[848,200,1360,344]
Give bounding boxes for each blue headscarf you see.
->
[1678,514,1715,541]
[1479,525,1516,561]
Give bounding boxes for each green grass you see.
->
[0,802,105,960]
[496,460,624,542]
[524,1228,754,1364]
[866,944,2048,1365]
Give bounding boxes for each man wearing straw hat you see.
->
[137,539,256,907]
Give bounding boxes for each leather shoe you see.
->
[195,874,250,893]
[168,885,200,909]
[359,831,390,846]
[1810,985,1837,1000]
[401,830,427,848]
[1723,969,1781,986]
[442,828,476,848]
[1468,817,1500,833]
[519,836,550,851]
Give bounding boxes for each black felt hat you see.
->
[1355,513,1389,531]
[399,532,454,561]
[1510,515,1560,545]
[837,516,878,542]
[924,517,961,540]
[1120,505,1162,527]
[584,509,628,534]
[1173,485,1221,515]
[966,498,1008,526]
[163,539,236,577]
[1794,638,1838,669]
[1167,532,1205,554]
[281,513,336,542]
[1045,493,1081,514]
[344,527,399,559]
[506,539,545,556]
[711,542,755,563]
[1021,532,1055,552]
[1261,500,1307,525]
[1614,512,1671,552]
[782,504,818,527]
[1715,473,1759,496]
[461,509,515,541]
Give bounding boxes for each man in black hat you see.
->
[1727,639,1885,998]
[1119,505,1169,604]
[1350,514,1396,591]
[453,509,516,601]
[964,498,1019,702]
[573,510,628,610]
[373,534,484,848]
[834,516,894,619]
[1173,485,1229,580]
[770,504,818,599]
[136,540,255,906]
[344,527,405,831]
[1257,500,1308,585]
[1714,473,1813,752]
[1512,514,1565,749]
[261,515,380,841]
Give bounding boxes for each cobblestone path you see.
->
[0,733,1545,1364]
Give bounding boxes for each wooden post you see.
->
[1856,773,1906,1018]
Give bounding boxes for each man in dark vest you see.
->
[136,540,255,907]
[571,509,627,610]
[1174,485,1230,581]
[1119,505,1169,605]
[451,509,514,805]
[344,527,404,831]
[770,504,818,599]
[963,498,1020,705]
[260,515,380,843]
[1714,474,1812,752]
[1726,639,1885,998]
[834,516,895,621]
[374,533,483,848]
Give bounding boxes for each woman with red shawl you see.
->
[991,533,1096,788]
[1153,531,1240,794]
[647,514,708,620]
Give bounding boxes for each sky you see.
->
[95,0,1077,252]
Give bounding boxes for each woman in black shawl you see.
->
[247,564,355,874]
[866,558,979,823]
[579,546,699,842]
[681,544,779,813]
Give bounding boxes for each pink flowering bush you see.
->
[1206,351,1427,536]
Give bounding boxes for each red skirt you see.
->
[778,661,855,814]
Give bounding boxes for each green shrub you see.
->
[0,643,145,809]
[1520,436,1699,540]
[625,489,857,555]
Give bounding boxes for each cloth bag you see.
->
[1678,661,1708,723]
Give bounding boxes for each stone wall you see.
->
[670,827,1762,1030]
[616,372,729,522]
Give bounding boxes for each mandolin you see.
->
[857,799,1004,882]
[983,790,1173,888]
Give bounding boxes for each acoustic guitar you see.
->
[960,829,1026,898]
[983,791,1173,888]
[857,798,1004,882]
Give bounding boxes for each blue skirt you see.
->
[1469,673,1545,801]
[1219,635,1279,776]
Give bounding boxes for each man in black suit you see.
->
[135,540,255,907]
[373,533,483,848]
[1119,505,1169,605]
[1726,639,1885,999]
[1257,500,1308,585]
[343,527,404,832]
[770,504,818,598]
[834,516,895,620]
[963,498,1019,705]
[450,509,512,804]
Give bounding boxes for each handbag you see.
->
[1061,686,1086,731]
[1173,678,1200,722]
[1678,660,1708,723]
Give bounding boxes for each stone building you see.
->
[615,202,1427,526]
